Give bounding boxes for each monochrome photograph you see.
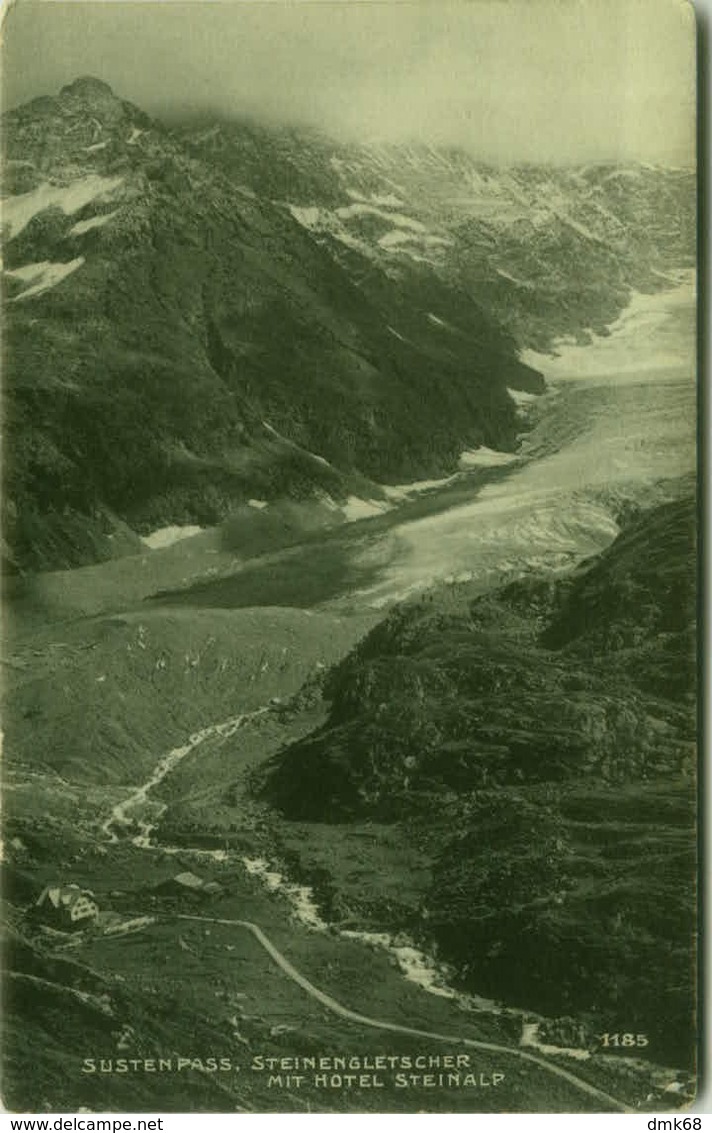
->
[0,0,698,1113]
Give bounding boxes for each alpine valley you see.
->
[1,78,697,1113]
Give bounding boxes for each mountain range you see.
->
[0,75,698,1111]
[185,120,694,350]
[1,77,694,573]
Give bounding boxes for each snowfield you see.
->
[69,209,120,236]
[141,525,204,550]
[334,203,426,232]
[507,387,540,405]
[458,447,519,469]
[519,270,696,383]
[2,175,124,239]
[6,257,85,300]
[341,496,390,521]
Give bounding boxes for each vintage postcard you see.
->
[0,0,698,1115]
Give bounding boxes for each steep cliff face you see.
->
[2,79,541,572]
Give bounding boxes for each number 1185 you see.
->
[599,1033,649,1048]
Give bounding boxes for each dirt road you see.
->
[176,913,633,1113]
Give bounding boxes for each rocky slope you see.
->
[259,494,697,1068]
[262,494,696,814]
[185,123,695,351]
[2,78,542,573]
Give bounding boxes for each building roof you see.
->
[37,884,96,910]
[173,872,206,890]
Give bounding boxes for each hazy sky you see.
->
[1,0,696,166]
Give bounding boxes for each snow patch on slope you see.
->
[335,203,426,232]
[2,175,124,239]
[378,231,451,253]
[378,230,413,248]
[341,496,390,521]
[507,387,540,406]
[459,447,519,469]
[261,420,337,470]
[345,189,404,208]
[69,209,120,236]
[288,205,323,230]
[141,525,203,550]
[6,257,85,300]
[496,267,534,289]
[384,473,458,498]
[427,312,451,329]
[370,193,404,208]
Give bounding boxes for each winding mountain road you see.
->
[176,913,633,1113]
[106,705,635,1113]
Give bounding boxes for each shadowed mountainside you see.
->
[259,495,697,1067]
[2,78,541,573]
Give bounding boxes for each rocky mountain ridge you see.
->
[2,78,695,573]
[184,120,695,350]
[2,77,541,573]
